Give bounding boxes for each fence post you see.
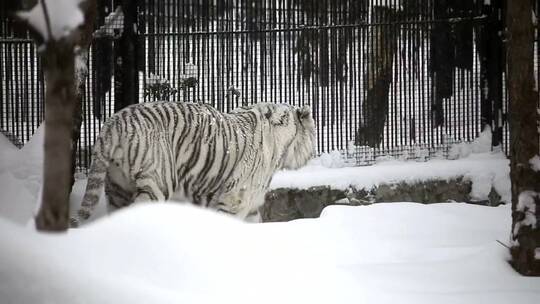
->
[491,0,505,149]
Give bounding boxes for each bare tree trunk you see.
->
[115,0,139,112]
[16,0,96,231]
[477,1,505,147]
[507,0,540,276]
[429,0,454,128]
[355,6,399,147]
[35,40,77,231]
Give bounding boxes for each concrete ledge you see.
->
[261,178,503,222]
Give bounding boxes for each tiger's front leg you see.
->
[213,189,265,222]
[244,209,262,223]
[242,191,266,223]
[132,173,167,203]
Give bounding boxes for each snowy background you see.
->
[1,126,539,303]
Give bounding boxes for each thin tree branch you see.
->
[40,0,53,41]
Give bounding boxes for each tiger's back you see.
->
[101,102,257,204]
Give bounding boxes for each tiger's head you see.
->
[279,104,316,170]
[235,103,316,170]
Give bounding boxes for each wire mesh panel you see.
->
[0,5,44,148]
[135,0,491,157]
[0,0,525,171]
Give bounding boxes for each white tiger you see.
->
[70,101,316,226]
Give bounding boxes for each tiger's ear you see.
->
[265,109,272,119]
[297,105,312,120]
[265,105,289,125]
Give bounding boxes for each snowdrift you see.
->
[1,202,539,304]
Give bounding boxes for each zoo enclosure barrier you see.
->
[1,0,536,170]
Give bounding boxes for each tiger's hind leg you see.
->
[105,176,134,212]
[130,136,176,203]
[105,158,136,212]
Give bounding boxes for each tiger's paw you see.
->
[69,217,80,228]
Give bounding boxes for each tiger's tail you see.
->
[70,138,112,228]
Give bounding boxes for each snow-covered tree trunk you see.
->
[507,0,540,275]
[17,0,94,231]
[37,39,77,230]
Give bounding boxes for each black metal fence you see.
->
[0,0,528,170]
[0,9,44,148]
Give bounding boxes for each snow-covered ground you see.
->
[273,127,511,204]
[1,129,539,303]
[273,151,511,202]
